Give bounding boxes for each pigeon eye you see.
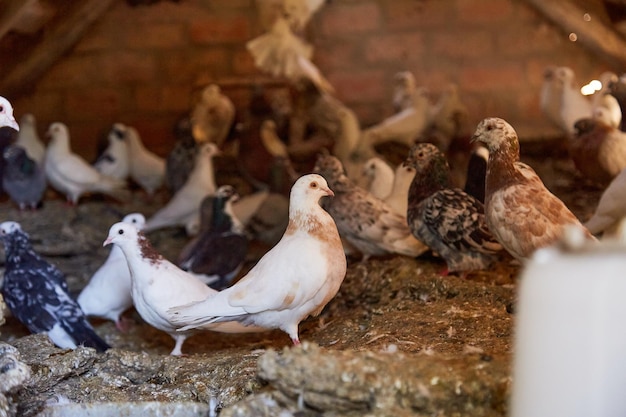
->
[118,229,124,235]
[486,125,494,131]
[0,106,3,112]
[311,181,318,188]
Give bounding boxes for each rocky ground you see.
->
[0,142,604,417]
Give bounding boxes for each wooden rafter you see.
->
[0,0,38,40]
[0,0,115,97]
[525,0,626,70]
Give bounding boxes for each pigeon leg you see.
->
[169,334,188,356]
[115,316,133,333]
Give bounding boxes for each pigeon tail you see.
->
[61,320,110,352]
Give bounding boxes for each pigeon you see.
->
[361,157,395,200]
[0,221,110,352]
[590,71,621,129]
[568,107,626,185]
[125,125,166,196]
[392,71,417,113]
[584,168,626,236]
[383,162,416,216]
[143,142,219,235]
[259,119,299,190]
[0,96,19,131]
[43,122,129,205]
[15,113,45,164]
[608,75,626,132]
[169,174,347,345]
[426,83,470,152]
[359,86,431,150]
[255,0,325,32]
[247,16,335,94]
[471,117,596,261]
[556,66,593,133]
[2,145,47,210]
[190,84,235,147]
[313,153,428,261]
[103,222,266,356]
[405,143,502,274]
[165,117,197,193]
[177,185,248,290]
[463,145,489,203]
[93,123,130,181]
[77,213,146,331]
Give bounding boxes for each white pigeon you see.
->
[591,71,621,129]
[15,113,44,163]
[143,142,219,235]
[392,71,417,113]
[43,122,128,205]
[247,16,335,94]
[125,125,165,196]
[169,174,347,345]
[427,83,469,152]
[384,162,416,216]
[93,123,130,181]
[78,213,146,331]
[0,96,19,131]
[103,222,266,356]
[359,86,431,149]
[362,157,395,200]
[558,67,592,135]
[190,84,235,147]
[584,168,626,236]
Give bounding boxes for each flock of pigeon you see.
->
[0,63,624,356]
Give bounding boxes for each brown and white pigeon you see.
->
[313,153,428,261]
[405,143,502,274]
[143,142,219,235]
[190,84,235,147]
[471,117,595,261]
[103,221,266,356]
[44,122,128,205]
[568,107,626,185]
[169,174,347,345]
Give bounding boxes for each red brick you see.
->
[134,85,192,114]
[328,69,387,103]
[190,15,252,44]
[365,33,424,63]
[98,52,158,84]
[314,42,360,70]
[125,23,186,49]
[163,48,231,84]
[456,0,513,23]
[430,31,493,59]
[39,56,103,89]
[319,2,381,37]
[65,89,123,121]
[459,65,526,92]
[232,48,259,76]
[382,0,454,30]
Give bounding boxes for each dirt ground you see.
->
[0,142,603,416]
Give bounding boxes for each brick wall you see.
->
[10,0,611,159]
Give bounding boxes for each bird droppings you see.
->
[0,147,603,416]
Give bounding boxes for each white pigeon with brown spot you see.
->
[103,221,266,356]
[170,174,347,345]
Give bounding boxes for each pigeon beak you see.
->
[324,186,335,197]
[7,117,19,132]
[103,236,113,247]
[469,134,479,144]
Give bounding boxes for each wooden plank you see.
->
[525,0,626,70]
[0,0,38,40]
[0,0,115,97]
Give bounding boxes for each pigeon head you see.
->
[104,222,163,264]
[313,154,350,191]
[555,66,575,87]
[20,113,35,126]
[121,213,146,230]
[405,143,451,191]
[289,174,334,209]
[200,84,221,103]
[216,185,239,203]
[197,142,220,160]
[0,221,31,253]
[46,122,69,145]
[110,123,127,141]
[0,221,22,237]
[0,96,19,131]
[470,117,519,156]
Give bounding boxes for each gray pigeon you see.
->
[2,145,47,210]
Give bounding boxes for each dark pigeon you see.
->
[177,185,248,290]
[2,145,47,210]
[0,222,110,352]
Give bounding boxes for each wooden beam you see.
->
[525,0,626,70]
[0,0,115,97]
[0,0,38,40]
